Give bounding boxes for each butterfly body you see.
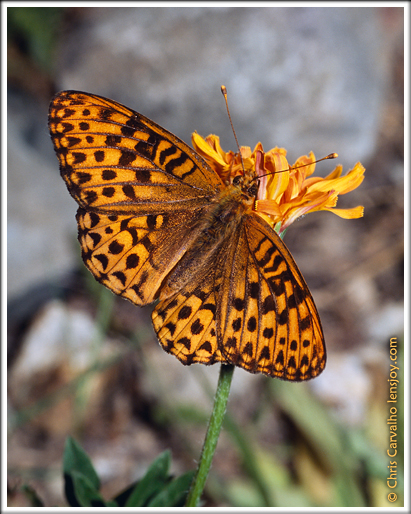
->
[157,181,254,300]
[49,90,325,381]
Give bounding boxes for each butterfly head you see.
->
[231,172,260,207]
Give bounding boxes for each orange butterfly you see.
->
[49,91,325,381]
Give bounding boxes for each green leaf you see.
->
[63,437,103,507]
[148,470,196,507]
[7,7,64,71]
[69,470,106,507]
[105,500,119,507]
[21,484,44,507]
[124,450,171,507]
[63,437,100,490]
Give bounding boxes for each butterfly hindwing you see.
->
[152,265,225,366]
[217,213,325,381]
[76,205,214,306]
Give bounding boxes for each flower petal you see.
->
[192,133,227,167]
[322,205,364,219]
[190,131,365,232]
[307,163,365,195]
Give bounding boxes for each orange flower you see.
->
[192,133,365,234]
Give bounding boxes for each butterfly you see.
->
[48,90,326,381]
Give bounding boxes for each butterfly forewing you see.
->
[49,90,326,381]
[49,91,223,216]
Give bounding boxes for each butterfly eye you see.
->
[232,175,242,186]
[248,183,258,197]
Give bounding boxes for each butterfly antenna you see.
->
[221,85,245,173]
[258,152,339,180]
[221,87,338,179]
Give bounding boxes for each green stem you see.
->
[185,363,235,507]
